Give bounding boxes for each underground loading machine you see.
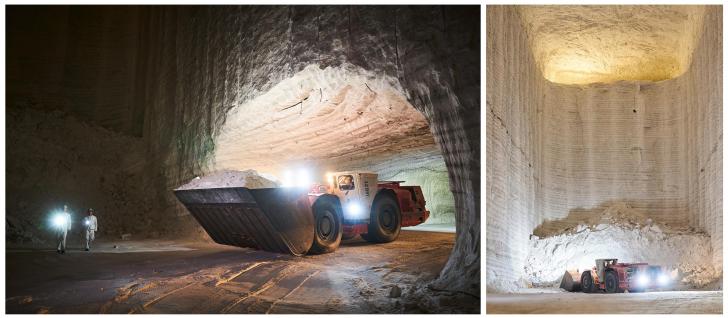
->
[561,258,673,293]
[174,171,430,255]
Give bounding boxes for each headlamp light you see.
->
[636,273,649,287]
[657,273,671,286]
[343,202,365,220]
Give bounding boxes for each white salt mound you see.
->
[176,169,280,190]
[524,203,720,290]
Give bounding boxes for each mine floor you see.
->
[6,231,477,314]
[486,290,722,314]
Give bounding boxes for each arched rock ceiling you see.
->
[213,64,439,178]
[518,5,706,85]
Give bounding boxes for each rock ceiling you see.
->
[213,64,438,178]
[518,5,706,85]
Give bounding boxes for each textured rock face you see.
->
[213,64,432,172]
[6,107,156,243]
[684,6,723,273]
[7,6,144,136]
[486,6,544,292]
[7,5,479,298]
[487,6,721,292]
[518,5,706,84]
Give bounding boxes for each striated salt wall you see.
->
[684,6,723,273]
[7,6,144,136]
[541,78,690,227]
[486,6,544,292]
[486,5,722,292]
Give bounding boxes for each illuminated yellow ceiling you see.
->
[518,5,706,85]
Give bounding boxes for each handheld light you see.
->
[52,214,65,228]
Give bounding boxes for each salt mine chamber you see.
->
[487,5,722,296]
[6,6,481,313]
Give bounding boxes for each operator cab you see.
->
[595,258,618,282]
[325,171,378,222]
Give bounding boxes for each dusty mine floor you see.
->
[6,231,478,314]
[486,290,722,314]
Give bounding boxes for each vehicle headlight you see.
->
[636,273,649,287]
[657,273,671,286]
[281,168,311,188]
[344,202,365,220]
[295,169,310,188]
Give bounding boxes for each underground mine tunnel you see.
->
[486,5,722,314]
[5,5,480,314]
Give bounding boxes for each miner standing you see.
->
[83,208,98,251]
[56,205,72,254]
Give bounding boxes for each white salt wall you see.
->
[487,5,722,292]
[541,78,689,227]
[486,6,544,292]
[684,6,723,273]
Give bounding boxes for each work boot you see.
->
[56,249,61,254]
[61,250,65,254]
[85,248,90,251]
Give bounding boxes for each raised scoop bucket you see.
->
[174,187,315,256]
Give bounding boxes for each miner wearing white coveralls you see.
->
[83,208,98,251]
[55,205,72,254]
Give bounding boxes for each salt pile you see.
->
[176,169,280,190]
[525,203,719,289]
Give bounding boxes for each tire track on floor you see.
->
[213,261,270,287]
[265,269,320,314]
[219,264,300,314]
[98,280,158,314]
[126,261,268,313]
[128,281,198,314]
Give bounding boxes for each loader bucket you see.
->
[174,187,315,256]
[560,270,582,292]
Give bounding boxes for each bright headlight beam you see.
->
[344,202,364,220]
[636,273,649,287]
[657,273,670,286]
[296,168,310,188]
[282,170,293,187]
[281,168,311,188]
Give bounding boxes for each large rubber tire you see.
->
[361,194,401,243]
[309,199,342,254]
[581,271,594,293]
[604,271,623,293]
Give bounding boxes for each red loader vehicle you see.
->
[562,258,673,293]
[174,171,430,256]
